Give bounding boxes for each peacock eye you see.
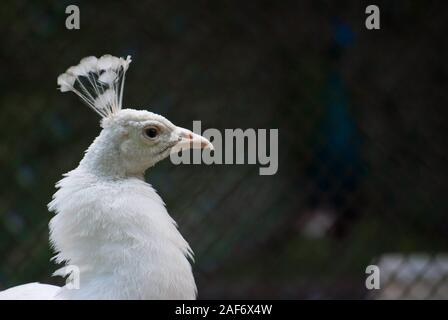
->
[143,126,160,139]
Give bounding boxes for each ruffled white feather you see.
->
[57,54,132,118]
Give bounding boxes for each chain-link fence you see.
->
[0,0,447,299]
[372,254,448,299]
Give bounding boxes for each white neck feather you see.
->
[48,135,197,299]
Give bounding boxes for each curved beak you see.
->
[172,127,213,153]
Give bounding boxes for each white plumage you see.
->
[0,55,212,300]
[57,54,131,117]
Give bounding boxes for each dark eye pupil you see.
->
[145,128,158,138]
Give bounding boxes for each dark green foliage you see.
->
[0,0,447,298]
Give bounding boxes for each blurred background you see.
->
[0,0,447,299]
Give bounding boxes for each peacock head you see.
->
[57,54,212,175]
[101,108,212,172]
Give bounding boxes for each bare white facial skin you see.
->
[99,109,213,176]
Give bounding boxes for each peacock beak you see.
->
[174,127,214,151]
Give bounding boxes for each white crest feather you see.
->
[57,54,132,118]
